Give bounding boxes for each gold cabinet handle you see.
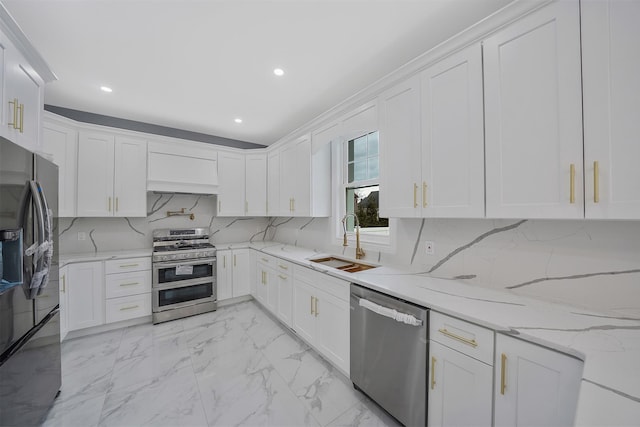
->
[120,305,139,311]
[423,182,427,208]
[431,357,436,390]
[413,183,418,208]
[292,198,295,212]
[278,274,287,280]
[310,296,314,315]
[61,275,66,293]
[8,98,17,129]
[108,197,112,212]
[119,282,139,287]
[438,328,478,348]
[570,163,576,204]
[500,353,507,395]
[594,161,600,203]
[279,264,288,270]
[233,254,237,267]
[18,102,24,133]
[119,263,139,268]
[314,297,319,317]
[261,257,269,263]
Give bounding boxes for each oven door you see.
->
[152,277,216,312]
[153,257,215,285]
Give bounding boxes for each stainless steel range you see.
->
[152,228,217,324]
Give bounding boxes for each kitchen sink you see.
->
[309,256,378,273]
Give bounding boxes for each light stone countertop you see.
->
[59,249,152,267]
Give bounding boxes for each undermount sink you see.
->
[309,256,378,273]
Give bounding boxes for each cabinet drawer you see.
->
[105,270,151,298]
[105,293,151,323]
[430,311,494,365]
[256,253,277,266]
[277,259,291,273]
[294,265,349,302]
[105,257,151,274]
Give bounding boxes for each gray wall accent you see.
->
[45,105,266,150]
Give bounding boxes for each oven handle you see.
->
[153,276,215,290]
[351,294,423,327]
[153,257,216,269]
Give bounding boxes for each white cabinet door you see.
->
[494,335,583,427]
[218,151,246,216]
[420,43,484,218]
[292,277,316,344]
[67,261,104,331]
[279,145,295,215]
[59,265,68,341]
[231,249,250,297]
[379,74,422,218]
[265,266,278,314]
[113,136,147,217]
[275,270,292,328]
[245,153,267,216]
[314,288,350,374]
[217,250,233,301]
[255,263,268,306]
[267,150,280,216]
[428,341,493,427]
[42,120,77,217]
[77,132,115,217]
[484,1,583,219]
[3,44,44,152]
[582,0,640,219]
[279,135,312,217]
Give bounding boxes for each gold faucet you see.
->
[342,213,365,260]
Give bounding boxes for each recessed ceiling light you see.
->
[100,86,113,93]
[234,118,243,124]
[273,68,284,77]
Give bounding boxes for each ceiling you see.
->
[4,0,514,146]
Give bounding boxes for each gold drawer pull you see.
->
[278,275,287,280]
[594,161,600,203]
[438,328,478,348]
[119,263,139,268]
[431,357,436,390]
[261,258,269,263]
[413,183,418,208]
[120,305,139,311]
[314,297,319,316]
[501,353,507,395]
[119,282,139,287]
[61,275,66,293]
[570,163,576,204]
[279,264,288,270]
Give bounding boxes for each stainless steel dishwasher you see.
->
[350,283,428,427]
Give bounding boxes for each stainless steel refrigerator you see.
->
[0,137,61,426]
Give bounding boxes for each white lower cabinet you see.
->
[428,312,494,427]
[292,266,349,374]
[217,249,251,301]
[494,334,583,427]
[66,261,104,331]
[59,265,69,341]
[104,257,151,324]
[275,260,292,328]
[255,256,277,313]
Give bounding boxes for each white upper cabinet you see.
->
[245,153,267,216]
[379,74,422,218]
[217,151,246,216]
[77,131,147,217]
[484,1,583,219]
[42,118,77,217]
[267,150,280,216]
[280,135,311,216]
[420,42,485,217]
[582,0,640,219]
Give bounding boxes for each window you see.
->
[343,131,389,236]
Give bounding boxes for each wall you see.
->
[58,193,270,254]
[269,217,640,317]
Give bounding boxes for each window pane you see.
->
[344,185,389,232]
[367,132,379,157]
[348,140,354,162]
[348,163,354,183]
[368,157,379,180]
[353,160,367,181]
[354,136,367,160]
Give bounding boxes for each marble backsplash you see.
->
[57,193,270,254]
[268,216,640,317]
[57,193,640,316]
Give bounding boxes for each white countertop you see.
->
[244,241,640,426]
[59,249,152,267]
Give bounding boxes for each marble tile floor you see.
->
[44,300,401,427]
